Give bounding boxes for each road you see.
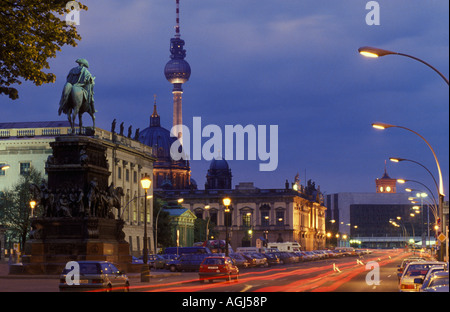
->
[0,249,413,293]
[130,249,409,292]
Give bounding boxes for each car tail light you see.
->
[401,284,415,290]
[91,279,103,284]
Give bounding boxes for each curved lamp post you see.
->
[373,122,446,260]
[372,122,444,198]
[389,157,439,195]
[358,46,449,85]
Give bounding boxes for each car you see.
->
[304,251,319,261]
[59,261,130,292]
[419,270,449,292]
[148,254,166,269]
[252,253,269,267]
[397,257,426,281]
[276,252,296,264]
[399,261,447,292]
[168,253,212,272]
[262,252,280,266]
[240,253,258,267]
[229,253,249,268]
[199,256,239,283]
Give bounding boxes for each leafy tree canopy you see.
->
[0,0,87,100]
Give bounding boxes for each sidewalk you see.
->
[0,261,181,280]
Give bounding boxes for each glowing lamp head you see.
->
[223,197,231,207]
[140,174,152,190]
[358,46,396,58]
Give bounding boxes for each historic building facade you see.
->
[161,160,327,251]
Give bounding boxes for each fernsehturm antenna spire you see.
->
[164,0,191,144]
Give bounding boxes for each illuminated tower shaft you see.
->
[164,0,191,144]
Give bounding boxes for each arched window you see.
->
[260,204,270,227]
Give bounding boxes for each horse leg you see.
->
[91,113,95,129]
[79,113,83,134]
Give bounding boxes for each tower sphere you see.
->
[164,58,191,84]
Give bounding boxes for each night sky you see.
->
[1,0,448,199]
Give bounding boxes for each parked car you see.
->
[240,253,258,267]
[199,256,239,283]
[275,252,296,264]
[229,253,249,268]
[252,253,269,267]
[149,254,166,269]
[399,261,447,292]
[304,251,319,261]
[263,252,280,266]
[168,253,212,272]
[164,246,212,255]
[59,261,129,292]
[397,257,426,281]
[419,271,449,292]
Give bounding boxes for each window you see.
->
[242,212,251,227]
[260,204,270,227]
[126,169,129,182]
[118,167,122,179]
[261,210,270,227]
[209,209,218,225]
[20,162,30,175]
[276,210,284,226]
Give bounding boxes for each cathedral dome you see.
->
[209,158,230,171]
[138,105,177,160]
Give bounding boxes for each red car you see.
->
[199,256,239,283]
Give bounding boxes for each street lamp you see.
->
[389,157,439,196]
[0,164,10,171]
[223,197,231,256]
[140,174,151,282]
[29,200,36,218]
[358,46,449,85]
[372,122,445,258]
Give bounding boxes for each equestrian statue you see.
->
[58,58,96,133]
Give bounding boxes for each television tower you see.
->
[164,0,191,144]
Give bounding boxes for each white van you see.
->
[267,242,301,252]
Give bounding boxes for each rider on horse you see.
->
[58,58,96,117]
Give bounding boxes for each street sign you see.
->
[437,233,446,243]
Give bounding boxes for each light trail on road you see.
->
[130,250,406,292]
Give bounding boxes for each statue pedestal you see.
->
[21,217,131,274]
[17,134,132,275]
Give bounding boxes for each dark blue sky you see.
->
[2,0,448,199]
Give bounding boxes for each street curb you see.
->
[0,272,182,280]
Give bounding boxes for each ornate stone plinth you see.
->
[21,217,131,274]
[17,134,132,275]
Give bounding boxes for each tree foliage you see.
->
[153,198,175,250]
[0,166,44,249]
[0,0,87,100]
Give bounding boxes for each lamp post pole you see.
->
[373,122,446,260]
[358,46,449,85]
[140,174,151,282]
[223,197,231,256]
